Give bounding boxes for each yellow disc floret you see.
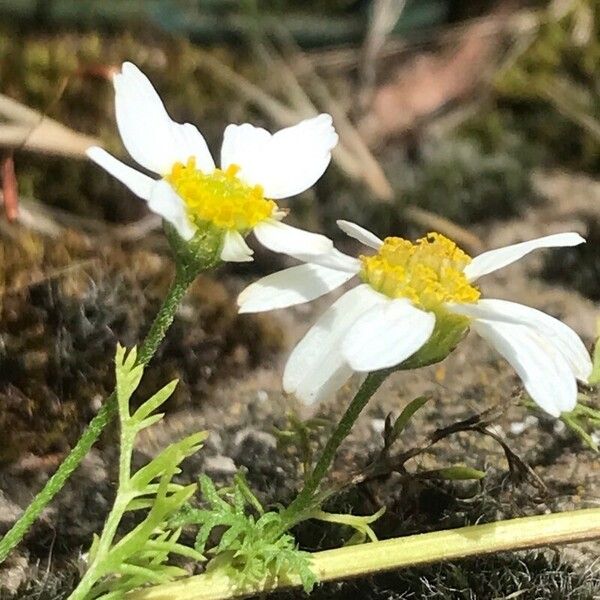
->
[166,158,277,231]
[360,232,480,310]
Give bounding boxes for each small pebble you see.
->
[371,418,386,434]
[256,390,269,403]
[509,415,539,435]
[204,455,237,476]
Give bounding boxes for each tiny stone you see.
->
[0,491,23,526]
[206,431,224,454]
[510,415,539,435]
[204,455,237,476]
[233,428,277,450]
[90,394,103,412]
[0,552,29,595]
[256,390,268,403]
[81,450,108,484]
[371,418,386,434]
[176,302,196,321]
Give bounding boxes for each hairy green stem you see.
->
[281,370,389,529]
[67,408,137,599]
[71,494,130,600]
[128,507,600,600]
[0,265,197,564]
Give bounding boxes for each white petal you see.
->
[114,62,214,175]
[464,233,585,282]
[337,220,383,250]
[86,146,155,199]
[147,180,196,241]
[342,299,435,372]
[450,299,591,382]
[472,319,577,417]
[221,114,338,199]
[294,249,361,273]
[220,230,254,262]
[220,123,271,177]
[171,122,215,173]
[283,284,385,404]
[253,219,333,258]
[294,354,355,407]
[238,263,354,313]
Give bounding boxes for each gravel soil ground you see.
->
[1,172,599,598]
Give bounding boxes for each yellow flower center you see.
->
[165,158,277,231]
[359,232,480,310]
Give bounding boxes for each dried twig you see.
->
[1,154,19,221]
[0,190,161,241]
[347,403,546,496]
[274,26,394,201]
[0,258,98,297]
[405,206,484,253]
[359,0,406,108]
[253,36,384,194]
[194,52,299,127]
[0,92,100,158]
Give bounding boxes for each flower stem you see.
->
[281,370,389,529]
[128,507,600,600]
[0,265,197,564]
[66,400,137,600]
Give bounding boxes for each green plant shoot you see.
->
[68,345,207,600]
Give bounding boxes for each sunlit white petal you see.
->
[86,146,155,200]
[238,263,354,313]
[221,114,338,199]
[115,62,214,175]
[337,220,383,250]
[472,319,577,417]
[284,284,385,404]
[464,233,585,282]
[147,180,195,241]
[220,230,254,262]
[253,219,333,258]
[220,123,271,176]
[294,354,355,407]
[293,249,361,273]
[450,299,592,382]
[342,299,435,372]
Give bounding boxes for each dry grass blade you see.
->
[0,258,98,296]
[405,206,483,253]
[251,36,377,191]
[1,153,19,221]
[0,93,100,158]
[194,52,299,127]
[273,26,394,201]
[195,43,393,201]
[360,0,406,108]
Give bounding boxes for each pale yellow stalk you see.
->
[128,507,600,600]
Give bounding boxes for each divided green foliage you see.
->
[557,333,600,451]
[561,398,600,452]
[172,473,317,593]
[589,325,600,386]
[524,387,600,452]
[70,346,207,600]
[273,413,330,481]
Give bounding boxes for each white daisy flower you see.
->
[238,220,592,417]
[87,62,337,262]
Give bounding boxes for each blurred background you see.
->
[1,1,600,597]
